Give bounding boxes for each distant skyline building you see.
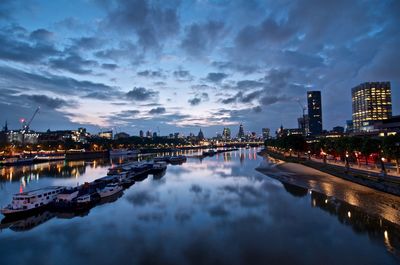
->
[237,124,245,139]
[222,127,231,140]
[197,129,204,140]
[297,115,309,136]
[352,82,392,132]
[262,128,270,139]
[139,130,144,138]
[307,91,323,135]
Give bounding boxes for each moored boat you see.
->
[0,186,66,218]
[97,183,123,198]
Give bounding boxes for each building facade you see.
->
[352,82,392,132]
[297,115,310,136]
[262,128,270,140]
[307,91,323,135]
[237,124,245,139]
[222,128,231,140]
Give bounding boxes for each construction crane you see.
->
[22,107,40,133]
[297,100,306,135]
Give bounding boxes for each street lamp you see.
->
[345,151,350,172]
[380,157,387,178]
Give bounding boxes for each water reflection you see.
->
[0,147,398,265]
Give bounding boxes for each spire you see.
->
[3,120,8,132]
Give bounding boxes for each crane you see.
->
[297,100,306,135]
[22,107,40,133]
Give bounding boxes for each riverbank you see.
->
[255,153,400,226]
[259,149,400,197]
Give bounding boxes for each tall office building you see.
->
[307,91,323,135]
[352,82,392,132]
[237,124,245,139]
[222,128,231,140]
[262,128,270,139]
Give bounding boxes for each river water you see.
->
[0,148,398,265]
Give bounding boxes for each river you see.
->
[0,148,398,265]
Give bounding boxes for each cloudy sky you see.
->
[0,0,399,137]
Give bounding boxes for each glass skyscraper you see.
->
[307,91,323,135]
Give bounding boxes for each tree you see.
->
[360,137,381,166]
[383,135,400,174]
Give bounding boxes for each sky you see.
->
[0,0,399,138]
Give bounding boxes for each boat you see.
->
[53,187,80,209]
[109,149,140,157]
[154,156,169,162]
[0,156,35,166]
[1,186,66,218]
[76,192,100,209]
[97,183,123,198]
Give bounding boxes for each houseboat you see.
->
[1,186,66,217]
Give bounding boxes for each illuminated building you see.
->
[237,124,245,139]
[307,91,322,135]
[297,115,309,136]
[197,129,204,140]
[262,128,270,139]
[98,130,113,139]
[352,82,392,132]
[222,128,231,140]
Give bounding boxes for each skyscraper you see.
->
[307,91,322,135]
[197,129,204,140]
[262,128,270,139]
[352,82,392,132]
[222,127,231,140]
[237,124,245,139]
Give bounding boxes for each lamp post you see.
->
[345,152,350,173]
[380,157,387,178]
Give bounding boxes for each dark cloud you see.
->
[137,69,165,78]
[188,92,209,106]
[212,61,260,75]
[235,17,297,49]
[103,0,180,49]
[0,66,120,100]
[181,20,226,57]
[188,98,201,106]
[101,63,118,70]
[94,41,142,64]
[173,69,193,82]
[49,54,98,74]
[205,72,228,83]
[29,29,54,43]
[149,107,166,115]
[0,26,59,63]
[70,36,104,50]
[25,94,74,109]
[126,87,158,101]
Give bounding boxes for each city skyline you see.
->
[0,0,399,136]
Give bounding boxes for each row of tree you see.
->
[265,134,400,173]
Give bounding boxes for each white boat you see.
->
[55,188,79,204]
[97,183,123,198]
[76,192,100,208]
[1,186,66,217]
